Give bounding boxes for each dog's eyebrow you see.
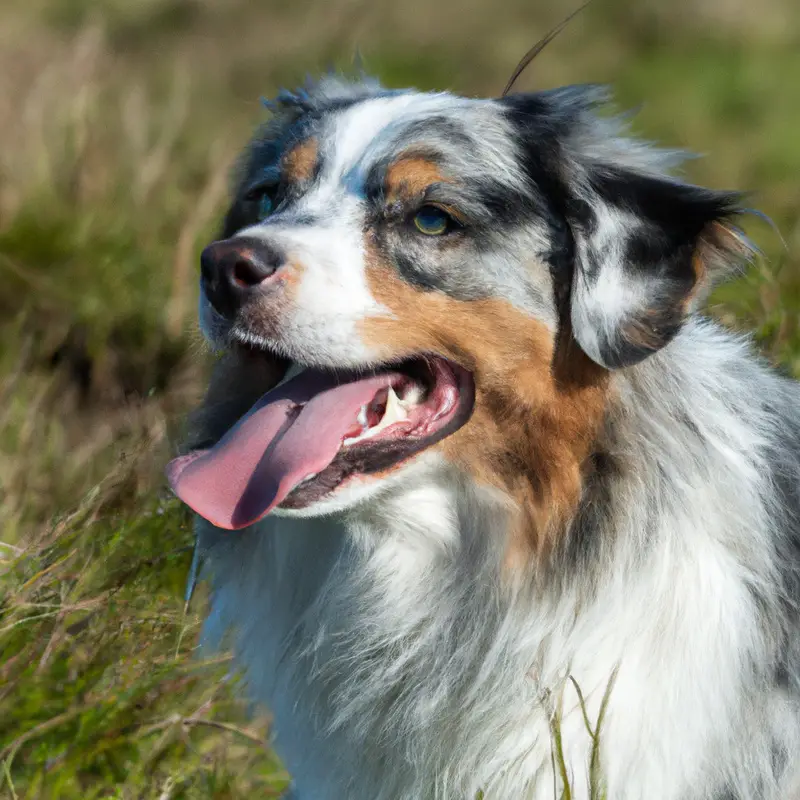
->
[383,156,449,203]
[282,137,320,185]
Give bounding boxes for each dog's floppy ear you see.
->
[565,168,749,368]
[500,88,752,369]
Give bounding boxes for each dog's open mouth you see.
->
[166,354,474,529]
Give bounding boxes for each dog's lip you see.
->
[167,351,475,528]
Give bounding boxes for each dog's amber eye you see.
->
[413,205,451,236]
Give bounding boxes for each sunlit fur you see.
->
[184,76,800,799]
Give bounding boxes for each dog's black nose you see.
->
[200,236,285,317]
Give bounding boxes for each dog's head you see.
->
[168,76,748,542]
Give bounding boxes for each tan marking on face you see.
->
[361,238,610,567]
[385,157,448,204]
[282,138,319,185]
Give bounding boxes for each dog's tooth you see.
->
[358,387,406,436]
[357,405,368,427]
[382,386,407,424]
[342,387,407,447]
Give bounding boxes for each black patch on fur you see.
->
[562,447,619,569]
[576,170,742,368]
[220,199,255,239]
[390,248,444,292]
[498,93,585,328]
[499,93,577,262]
[594,298,687,370]
[587,179,739,367]
[363,161,388,208]
[591,168,740,235]
[592,170,737,288]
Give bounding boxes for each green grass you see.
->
[0,0,799,796]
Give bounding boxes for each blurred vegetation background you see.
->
[0,0,798,797]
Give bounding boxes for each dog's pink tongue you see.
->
[166,369,395,530]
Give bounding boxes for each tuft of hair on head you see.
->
[501,0,595,97]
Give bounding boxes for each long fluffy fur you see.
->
[185,76,800,799]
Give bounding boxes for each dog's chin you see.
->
[198,291,232,350]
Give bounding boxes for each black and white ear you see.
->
[566,169,751,369]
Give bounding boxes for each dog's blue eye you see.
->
[244,183,277,219]
[258,194,273,218]
[413,205,451,236]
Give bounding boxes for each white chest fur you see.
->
[199,466,790,800]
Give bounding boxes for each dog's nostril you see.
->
[201,237,285,316]
[232,253,273,287]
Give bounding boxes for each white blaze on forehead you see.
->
[291,92,466,215]
[322,93,458,184]
[319,92,526,192]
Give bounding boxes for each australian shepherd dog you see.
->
[167,74,800,799]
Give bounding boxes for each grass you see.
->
[0,0,798,797]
